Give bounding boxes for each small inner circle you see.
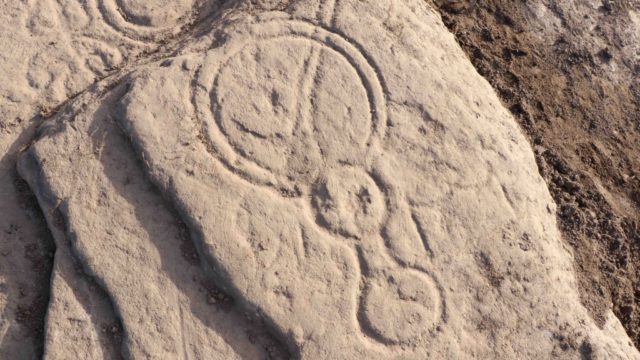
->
[311,167,385,238]
[363,270,441,344]
[116,0,193,26]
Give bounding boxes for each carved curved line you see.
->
[318,0,338,26]
[410,211,435,258]
[297,43,324,168]
[210,33,381,157]
[196,19,388,196]
[95,0,195,42]
[365,168,449,343]
[259,20,389,145]
[409,267,448,330]
[357,268,447,347]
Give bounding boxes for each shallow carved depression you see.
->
[116,0,194,26]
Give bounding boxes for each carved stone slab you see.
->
[18,0,640,358]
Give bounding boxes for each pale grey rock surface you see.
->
[1,0,219,357]
[18,81,285,359]
[8,0,640,359]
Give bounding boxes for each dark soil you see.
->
[433,0,640,348]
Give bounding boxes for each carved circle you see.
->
[312,167,385,238]
[213,37,322,186]
[97,0,196,41]
[362,269,442,345]
[196,19,388,195]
